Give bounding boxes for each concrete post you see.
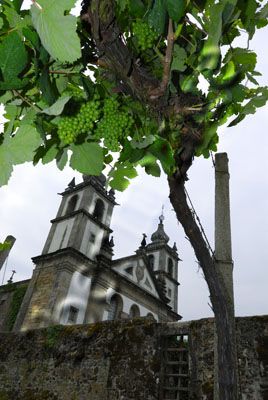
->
[214,153,235,400]
[214,153,234,307]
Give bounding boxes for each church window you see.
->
[93,198,105,222]
[129,304,140,318]
[148,254,155,269]
[89,233,96,244]
[125,266,133,275]
[67,305,79,324]
[168,258,173,277]
[107,294,123,320]
[146,313,155,321]
[66,194,78,215]
[168,288,172,297]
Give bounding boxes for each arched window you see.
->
[93,198,105,222]
[66,194,78,215]
[107,294,123,320]
[146,313,156,321]
[148,254,155,269]
[168,258,173,277]
[129,304,140,319]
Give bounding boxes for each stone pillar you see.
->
[214,153,236,400]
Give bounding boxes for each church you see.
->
[0,174,181,332]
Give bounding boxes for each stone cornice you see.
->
[50,209,113,233]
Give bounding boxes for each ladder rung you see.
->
[163,386,189,391]
[164,373,189,377]
[166,361,188,365]
[166,347,188,352]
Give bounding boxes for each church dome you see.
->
[151,214,169,244]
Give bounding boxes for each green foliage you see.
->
[0,125,41,186]
[0,241,11,251]
[31,0,81,63]
[166,0,187,22]
[0,0,268,190]
[6,284,27,331]
[171,45,187,72]
[70,142,104,176]
[109,162,138,191]
[0,31,28,89]
[45,325,64,348]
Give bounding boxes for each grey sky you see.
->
[0,6,267,321]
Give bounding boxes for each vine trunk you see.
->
[168,176,238,400]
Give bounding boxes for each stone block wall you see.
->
[0,281,29,332]
[0,316,267,400]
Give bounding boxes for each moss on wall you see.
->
[6,285,27,331]
[44,325,65,349]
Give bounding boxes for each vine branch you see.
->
[160,19,175,94]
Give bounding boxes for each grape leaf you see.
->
[0,31,28,89]
[198,3,223,71]
[148,137,174,175]
[109,163,138,191]
[139,153,161,177]
[180,74,199,93]
[258,3,268,19]
[42,95,71,116]
[195,123,218,157]
[31,0,81,63]
[130,135,155,149]
[166,0,186,22]
[0,125,42,186]
[171,45,187,72]
[56,149,68,171]
[228,87,268,127]
[70,142,103,175]
[42,144,58,164]
[148,0,167,34]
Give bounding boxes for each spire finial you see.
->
[159,205,165,224]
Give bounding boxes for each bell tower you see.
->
[145,212,180,313]
[13,174,116,331]
[42,174,116,260]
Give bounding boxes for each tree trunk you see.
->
[168,175,238,400]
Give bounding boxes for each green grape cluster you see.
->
[70,87,85,100]
[58,96,100,144]
[132,20,158,51]
[95,97,133,152]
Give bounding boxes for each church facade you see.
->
[1,174,181,332]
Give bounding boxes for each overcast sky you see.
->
[0,4,267,321]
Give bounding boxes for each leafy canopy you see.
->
[0,0,268,189]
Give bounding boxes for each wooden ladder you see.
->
[159,334,189,400]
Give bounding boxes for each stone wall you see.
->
[0,316,267,400]
[0,280,29,332]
